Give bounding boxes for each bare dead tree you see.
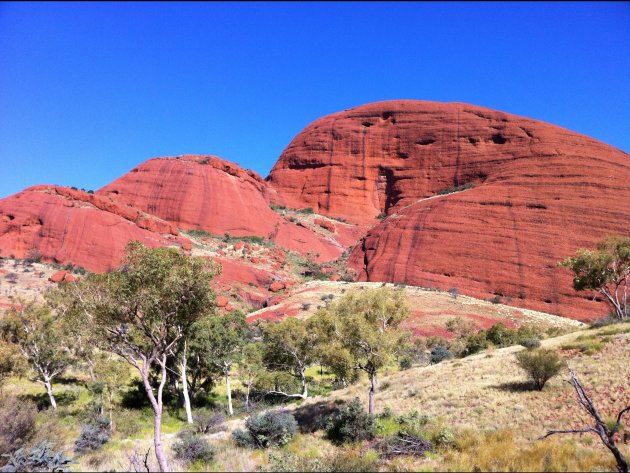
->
[540,368,629,473]
[125,447,152,473]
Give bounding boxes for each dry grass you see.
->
[297,326,630,466]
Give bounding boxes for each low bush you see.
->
[1,442,74,472]
[430,346,453,364]
[432,427,455,448]
[75,416,111,453]
[0,397,37,457]
[194,409,225,434]
[398,356,412,370]
[232,410,297,448]
[463,332,488,356]
[589,315,619,328]
[172,435,215,464]
[515,348,563,390]
[326,397,375,444]
[520,337,541,349]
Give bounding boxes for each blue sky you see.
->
[1,1,628,199]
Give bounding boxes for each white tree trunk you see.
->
[181,358,193,424]
[300,369,308,400]
[141,359,169,473]
[44,377,57,410]
[368,371,377,415]
[226,370,234,416]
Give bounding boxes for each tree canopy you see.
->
[560,235,630,320]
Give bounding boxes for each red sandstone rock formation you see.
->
[98,155,351,262]
[0,185,189,272]
[269,100,630,320]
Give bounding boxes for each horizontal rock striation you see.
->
[269,100,630,320]
[0,185,188,272]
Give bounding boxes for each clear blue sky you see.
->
[1,1,628,199]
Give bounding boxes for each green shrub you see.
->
[430,346,453,364]
[436,183,474,196]
[1,442,73,472]
[0,397,37,457]
[172,435,215,464]
[326,397,375,444]
[74,416,111,453]
[515,348,563,390]
[589,315,621,328]
[398,356,412,370]
[232,410,297,448]
[186,229,213,238]
[464,332,488,355]
[433,427,455,447]
[520,337,541,349]
[486,323,515,346]
[297,207,314,214]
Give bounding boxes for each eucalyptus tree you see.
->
[63,241,218,472]
[311,286,410,414]
[261,317,317,400]
[0,302,72,409]
[560,235,630,320]
[191,310,249,415]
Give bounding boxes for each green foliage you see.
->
[0,397,37,457]
[270,204,288,212]
[436,182,474,196]
[0,342,25,390]
[172,435,215,464]
[61,241,218,374]
[561,333,607,355]
[186,229,214,238]
[463,332,488,356]
[297,207,314,214]
[515,348,563,390]
[311,286,411,410]
[222,233,266,245]
[560,235,630,320]
[74,416,111,453]
[326,398,375,444]
[192,310,249,376]
[486,323,515,346]
[398,357,412,370]
[261,317,316,396]
[232,410,298,448]
[519,337,541,349]
[432,427,456,448]
[430,346,453,364]
[0,302,72,406]
[1,442,74,473]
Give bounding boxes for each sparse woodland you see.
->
[0,238,628,472]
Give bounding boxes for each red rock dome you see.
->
[0,185,188,272]
[268,100,630,320]
[98,155,350,262]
